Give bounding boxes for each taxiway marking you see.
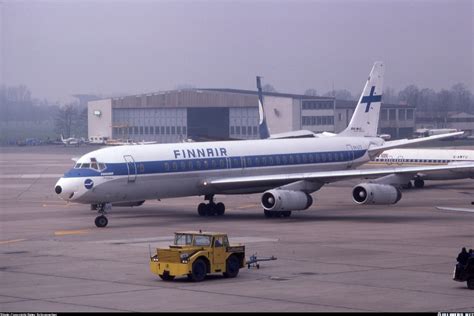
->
[54,230,89,236]
[0,239,27,245]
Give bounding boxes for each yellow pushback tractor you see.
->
[150,231,245,282]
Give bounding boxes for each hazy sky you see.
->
[2,0,473,103]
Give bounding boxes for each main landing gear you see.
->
[93,203,111,228]
[414,178,425,189]
[197,195,225,216]
[264,210,292,218]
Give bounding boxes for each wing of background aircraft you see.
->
[367,131,465,158]
[206,163,474,191]
[436,206,474,213]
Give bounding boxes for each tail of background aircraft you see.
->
[257,76,271,139]
[339,61,384,137]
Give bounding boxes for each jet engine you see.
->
[352,183,402,205]
[261,189,313,211]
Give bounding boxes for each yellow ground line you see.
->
[54,229,90,236]
[0,238,27,245]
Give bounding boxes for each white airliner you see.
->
[372,148,474,188]
[61,134,83,146]
[54,62,471,227]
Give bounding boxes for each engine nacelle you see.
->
[261,189,313,212]
[352,183,402,205]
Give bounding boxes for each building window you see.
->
[338,113,342,121]
[230,126,235,134]
[253,126,258,135]
[407,109,414,120]
[145,126,149,135]
[177,126,181,134]
[236,126,241,135]
[389,109,396,121]
[134,126,139,134]
[242,126,247,135]
[171,126,176,134]
[140,126,144,135]
[161,126,165,134]
[381,109,388,121]
[398,109,406,121]
[183,126,187,135]
[166,126,170,135]
[155,126,160,134]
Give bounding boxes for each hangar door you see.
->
[187,108,229,140]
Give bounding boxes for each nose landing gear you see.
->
[197,195,225,216]
[93,203,111,228]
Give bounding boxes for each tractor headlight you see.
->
[180,253,189,263]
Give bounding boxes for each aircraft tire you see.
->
[197,203,207,216]
[216,202,225,216]
[414,179,425,188]
[467,279,474,290]
[282,211,292,217]
[95,215,108,228]
[264,210,274,218]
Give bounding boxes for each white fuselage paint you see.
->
[371,148,474,180]
[55,136,381,205]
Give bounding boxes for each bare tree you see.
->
[262,84,277,93]
[55,104,78,138]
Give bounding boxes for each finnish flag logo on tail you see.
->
[339,62,384,137]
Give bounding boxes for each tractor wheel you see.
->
[223,255,240,278]
[190,259,207,282]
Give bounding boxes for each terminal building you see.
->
[88,88,415,143]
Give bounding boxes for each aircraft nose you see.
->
[55,185,62,194]
[54,178,79,201]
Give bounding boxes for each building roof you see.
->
[201,88,334,100]
[335,99,416,109]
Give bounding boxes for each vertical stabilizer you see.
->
[339,62,384,137]
[257,76,271,139]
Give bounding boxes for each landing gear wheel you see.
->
[414,179,425,188]
[467,279,474,290]
[95,215,108,228]
[282,211,292,217]
[216,202,225,216]
[402,181,413,189]
[198,203,207,216]
[223,255,240,278]
[264,210,273,218]
[190,259,207,282]
[205,204,216,216]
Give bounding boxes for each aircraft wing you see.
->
[206,163,474,191]
[436,206,474,213]
[367,131,465,157]
[269,130,337,139]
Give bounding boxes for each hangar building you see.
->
[88,89,335,143]
[88,89,415,143]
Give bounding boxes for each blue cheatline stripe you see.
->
[63,149,367,178]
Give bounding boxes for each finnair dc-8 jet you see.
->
[54,62,471,227]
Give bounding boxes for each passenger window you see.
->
[180,161,186,170]
[164,162,170,171]
[211,160,217,168]
[172,162,178,171]
[219,159,226,168]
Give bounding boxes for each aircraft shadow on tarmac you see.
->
[97,206,465,229]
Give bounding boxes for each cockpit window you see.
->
[73,158,106,171]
